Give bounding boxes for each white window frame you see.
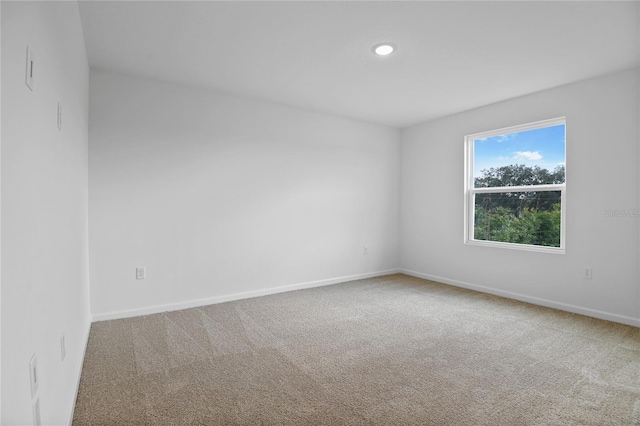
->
[464,117,566,254]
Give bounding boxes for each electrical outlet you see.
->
[29,354,39,398]
[363,246,368,255]
[583,267,592,280]
[60,333,66,362]
[26,46,34,91]
[136,267,146,280]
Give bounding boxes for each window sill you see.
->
[465,239,565,254]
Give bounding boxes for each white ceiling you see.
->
[78,1,640,128]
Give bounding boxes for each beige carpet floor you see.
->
[73,274,640,425]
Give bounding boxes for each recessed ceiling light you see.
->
[373,43,395,56]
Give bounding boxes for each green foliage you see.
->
[474,164,563,247]
[474,164,565,188]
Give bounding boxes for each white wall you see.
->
[401,68,640,326]
[89,70,400,319]
[1,2,90,425]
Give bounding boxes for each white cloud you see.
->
[497,134,516,143]
[513,151,542,161]
[476,133,516,143]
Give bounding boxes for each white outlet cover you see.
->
[136,267,146,280]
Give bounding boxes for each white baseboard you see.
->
[67,317,92,426]
[400,268,640,328]
[91,269,401,322]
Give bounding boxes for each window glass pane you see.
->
[474,191,562,247]
[474,124,565,188]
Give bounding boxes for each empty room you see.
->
[2,1,640,425]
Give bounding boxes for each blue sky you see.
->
[473,124,565,177]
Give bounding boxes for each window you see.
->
[464,117,566,253]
